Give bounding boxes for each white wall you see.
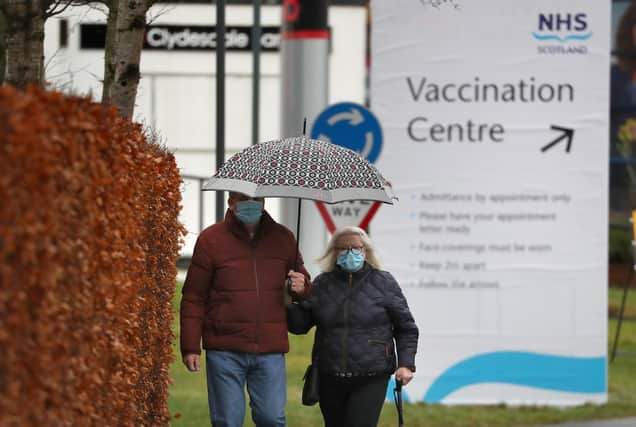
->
[43,3,366,255]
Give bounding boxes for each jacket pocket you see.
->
[368,339,389,358]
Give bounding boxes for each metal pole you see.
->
[252,0,261,146]
[150,75,157,129]
[364,0,371,108]
[199,178,205,234]
[280,0,329,278]
[215,0,226,222]
[611,240,634,362]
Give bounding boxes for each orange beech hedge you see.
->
[0,85,186,426]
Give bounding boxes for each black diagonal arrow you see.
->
[541,125,574,153]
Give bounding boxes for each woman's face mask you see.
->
[235,200,264,225]
[336,248,365,272]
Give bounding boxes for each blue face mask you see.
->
[336,250,365,272]
[235,200,264,225]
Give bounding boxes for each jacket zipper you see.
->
[341,273,352,372]
[252,248,261,351]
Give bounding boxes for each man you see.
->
[180,191,311,427]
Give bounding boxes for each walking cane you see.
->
[393,379,404,427]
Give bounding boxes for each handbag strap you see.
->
[311,329,320,363]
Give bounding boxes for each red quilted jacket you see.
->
[180,209,311,355]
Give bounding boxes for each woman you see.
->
[288,226,419,427]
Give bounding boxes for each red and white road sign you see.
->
[315,200,382,233]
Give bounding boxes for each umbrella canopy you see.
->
[202,136,396,204]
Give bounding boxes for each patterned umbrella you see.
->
[202,136,395,204]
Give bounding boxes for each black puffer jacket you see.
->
[287,264,418,376]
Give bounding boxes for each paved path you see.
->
[532,418,636,427]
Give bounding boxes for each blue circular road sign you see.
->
[311,102,383,164]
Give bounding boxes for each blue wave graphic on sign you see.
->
[532,32,593,42]
[423,351,605,403]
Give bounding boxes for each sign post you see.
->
[279,0,329,278]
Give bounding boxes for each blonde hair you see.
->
[317,226,382,272]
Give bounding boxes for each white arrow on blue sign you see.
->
[311,102,383,163]
[311,102,384,233]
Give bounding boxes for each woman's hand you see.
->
[395,367,414,385]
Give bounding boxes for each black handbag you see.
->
[301,361,320,406]
[301,324,322,406]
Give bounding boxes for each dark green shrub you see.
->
[609,223,633,264]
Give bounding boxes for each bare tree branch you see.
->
[46,1,75,18]
[45,0,106,18]
[146,3,174,25]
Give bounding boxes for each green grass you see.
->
[609,284,636,318]
[168,284,636,427]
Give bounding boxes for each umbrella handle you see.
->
[294,198,301,272]
[394,379,404,427]
[286,198,301,304]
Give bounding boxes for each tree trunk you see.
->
[0,10,7,85]
[102,0,151,119]
[101,1,117,104]
[4,0,45,89]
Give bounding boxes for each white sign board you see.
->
[372,0,609,405]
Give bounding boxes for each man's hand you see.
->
[183,353,201,372]
[395,367,414,385]
[287,270,305,295]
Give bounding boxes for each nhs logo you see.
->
[532,13,592,55]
